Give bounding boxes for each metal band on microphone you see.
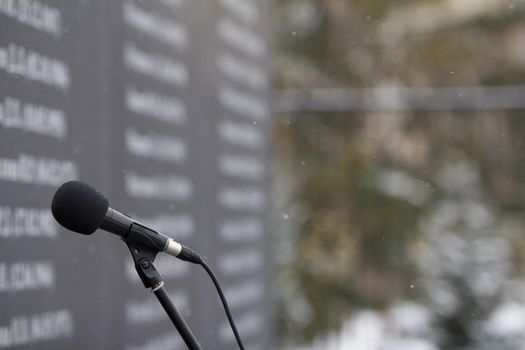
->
[165,239,182,257]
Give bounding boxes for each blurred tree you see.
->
[274,0,525,347]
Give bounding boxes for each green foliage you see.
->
[275,0,525,346]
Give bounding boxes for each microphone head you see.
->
[51,180,109,235]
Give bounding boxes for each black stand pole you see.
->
[124,225,203,350]
[154,287,202,349]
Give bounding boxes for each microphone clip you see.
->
[123,224,203,349]
[124,223,164,291]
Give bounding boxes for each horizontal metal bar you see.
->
[275,85,525,113]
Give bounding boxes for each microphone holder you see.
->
[124,224,203,350]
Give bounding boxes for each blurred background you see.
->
[271,1,525,349]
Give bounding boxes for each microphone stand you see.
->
[124,224,203,350]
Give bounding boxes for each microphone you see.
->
[51,180,201,263]
[52,180,245,349]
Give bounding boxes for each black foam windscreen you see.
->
[51,180,109,235]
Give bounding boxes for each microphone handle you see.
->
[100,210,203,263]
[100,208,134,236]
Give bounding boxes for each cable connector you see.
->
[177,245,203,264]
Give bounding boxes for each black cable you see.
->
[176,245,245,349]
[199,259,246,350]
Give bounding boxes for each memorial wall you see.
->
[0,0,273,349]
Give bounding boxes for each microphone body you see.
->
[101,207,186,258]
[100,207,134,237]
[51,181,199,263]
